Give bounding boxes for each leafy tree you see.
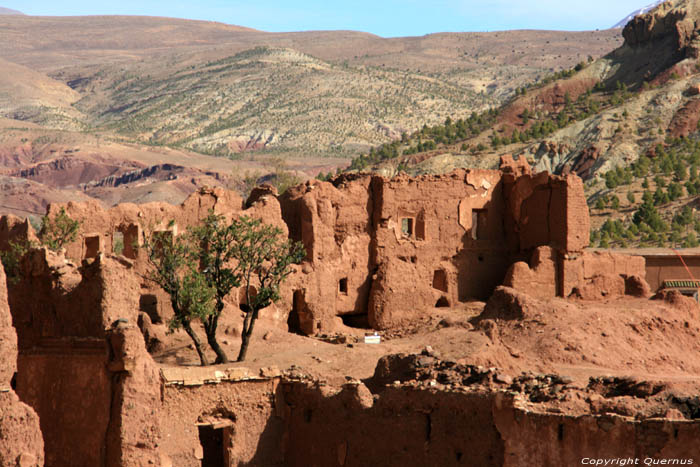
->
[143,214,304,365]
[187,213,245,364]
[633,196,666,232]
[610,195,620,210]
[143,223,214,366]
[627,191,636,204]
[0,240,33,285]
[229,216,305,361]
[39,207,80,252]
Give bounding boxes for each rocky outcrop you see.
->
[668,98,700,137]
[622,1,695,50]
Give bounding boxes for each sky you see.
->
[3,1,655,37]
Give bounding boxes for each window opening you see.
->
[401,218,414,237]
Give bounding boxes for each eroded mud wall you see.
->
[161,378,700,467]
[494,399,700,465]
[0,262,44,466]
[6,250,161,466]
[160,379,284,466]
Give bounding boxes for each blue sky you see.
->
[4,1,652,37]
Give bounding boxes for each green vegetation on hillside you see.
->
[590,136,700,248]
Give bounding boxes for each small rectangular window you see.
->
[84,236,100,259]
[401,218,414,237]
[113,231,124,256]
[471,209,488,240]
[339,278,348,295]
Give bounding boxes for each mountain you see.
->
[611,0,665,28]
[0,7,23,15]
[0,14,622,218]
[347,0,700,249]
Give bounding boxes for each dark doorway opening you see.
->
[288,290,304,334]
[341,313,370,329]
[139,294,160,324]
[198,425,225,467]
[84,235,100,259]
[435,296,450,308]
[338,278,348,295]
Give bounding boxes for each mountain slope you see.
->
[0,58,84,130]
[347,0,700,249]
[0,7,23,15]
[0,14,622,217]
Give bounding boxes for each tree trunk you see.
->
[237,307,259,362]
[183,321,209,366]
[205,314,229,364]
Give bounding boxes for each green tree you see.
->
[40,207,80,252]
[627,191,636,204]
[143,214,304,365]
[610,195,621,210]
[187,213,246,364]
[143,223,215,366]
[229,216,305,361]
[0,240,33,285]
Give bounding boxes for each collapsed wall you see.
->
[158,356,700,466]
[0,263,44,466]
[2,165,652,336]
[5,249,162,466]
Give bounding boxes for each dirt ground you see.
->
[155,295,700,394]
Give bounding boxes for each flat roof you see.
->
[589,248,700,258]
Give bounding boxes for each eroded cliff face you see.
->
[622,0,700,53]
[0,263,44,466]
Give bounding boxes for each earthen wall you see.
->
[4,250,162,466]
[159,374,700,467]
[1,168,595,334]
[644,255,700,292]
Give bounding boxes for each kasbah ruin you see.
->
[3,151,700,466]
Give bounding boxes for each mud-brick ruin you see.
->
[4,157,645,335]
[2,160,697,466]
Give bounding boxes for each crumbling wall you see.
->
[0,214,37,251]
[0,263,44,467]
[105,322,162,467]
[279,383,505,467]
[562,250,647,298]
[505,247,649,300]
[159,368,700,467]
[368,170,512,328]
[159,370,284,466]
[44,187,293,331]
[494,402,700,465]
[5,169,594,335]
[502,172,589,254]
[280,177,375,334]
[6,250,162,466]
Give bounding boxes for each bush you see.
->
[39,207,80,252]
